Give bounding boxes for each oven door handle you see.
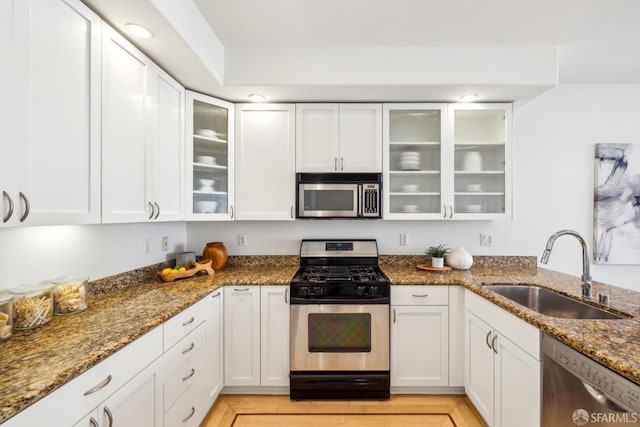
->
[290,297,390,305]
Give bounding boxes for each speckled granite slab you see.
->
[1,254,640,424]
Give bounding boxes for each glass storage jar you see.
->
[0,292,13,341]
[11,282,54,329]
[52,276,88,315]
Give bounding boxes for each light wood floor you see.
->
[200,395,487,427]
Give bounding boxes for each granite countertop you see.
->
[1,254,640,423]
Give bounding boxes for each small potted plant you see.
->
[426,244,450,268]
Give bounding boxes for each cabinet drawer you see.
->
[391,286,449,305]
[163,373,211,427]
[162,324,207,411]
[163,297,207,350]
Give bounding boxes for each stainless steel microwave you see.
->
[296,173,382,218]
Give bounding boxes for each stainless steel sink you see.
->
[483,284,627,320]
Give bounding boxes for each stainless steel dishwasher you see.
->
[543,334,640,426]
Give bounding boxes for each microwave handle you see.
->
[358,184,363,217]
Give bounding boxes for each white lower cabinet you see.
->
[74,361,161,427]
[390,286,449,389]
[205,289,224,403]
[224,285,290,390]
[465,290,541,427]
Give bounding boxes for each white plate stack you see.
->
[399,151,421,170]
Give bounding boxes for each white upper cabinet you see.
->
[448,103,512,219]
[383,103,512,220]
[185,91,235,220]
[102,25,185,223]
[383,103,448,219]
[4,0,101,226]
[296,103,382,172]
[235,104,296,220]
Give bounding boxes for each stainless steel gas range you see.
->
[289,239,391,400]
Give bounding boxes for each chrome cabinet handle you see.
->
[89,417,98,427]
[148,201,155,219]
[182,368,196,381]
[449,205,454,219]
[104,406,113,427]
[340,157,344,171]
[392,308,396,323]
[154,202,160,219]
[2,191,13,223]
[285,288,288,303]
[485,331,492,350]
[19,192,30,222]
[84,375,112,396]
[211,291,221,298]
[412,293,429,298]
[182,316,195,326]
[182,342,195,354]
[491,334,498,354]
[182,406,195,423]
[443,204,447,218]
[334,157,338,171]
[230,205,234,218]
[291,205,294,219]
[234,287,250,292]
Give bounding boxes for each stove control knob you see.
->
[314,286,323,296]
[355,286,365,296]
[299,286,309,297]
[370,286,378,296]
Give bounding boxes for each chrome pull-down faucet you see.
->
[541,230,593,299]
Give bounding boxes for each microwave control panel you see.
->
[362,184,380,217]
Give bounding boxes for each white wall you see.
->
[0,222,186,291]
[187,85,640,291]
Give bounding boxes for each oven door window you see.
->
[307,313,371,352]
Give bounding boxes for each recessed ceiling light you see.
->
[459,94,478,102]
[125,23,154,40]
[248,94,266,102]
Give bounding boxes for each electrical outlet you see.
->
[162,236,169,252]
[400,233,409,246]
[480,233,494,246]
[238,233,248,246]
[143,238,151,254]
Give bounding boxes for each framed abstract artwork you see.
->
[594,143,640,264]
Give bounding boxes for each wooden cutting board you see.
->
[157,259,215,282]
[416,264,453,272]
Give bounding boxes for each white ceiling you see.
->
[84,0,640,102]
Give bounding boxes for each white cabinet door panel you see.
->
[260,286,290,386]
[296,104,339,172]
[339,104,382,172]
[235,104,296,220]
[464,310,494,426]
[224,286,261,386]
[11,0,101,225]
[101,25,150,223]
[206,290,224,403]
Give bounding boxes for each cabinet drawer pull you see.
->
[211,291,221,298]
[182,368,196,381]
[182,316,195,326]
[2,191,13,223]
[182,342,195,354]
[485,331,492,350]
[154,202,160,219]
[89,417,98,427]
[19,192,30,222]
[491,335,498,354]
[182,406,196,423]
[412,293,429,298]
[148,202,155,219]
[285,288,288,303]
[234,287,250,292]
[392,308,396,324]
[83,375,112,396]
[104,406,113,427]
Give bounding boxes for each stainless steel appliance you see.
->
[542,334,640,426]
[296,173,381,218]
[289,239,391,400]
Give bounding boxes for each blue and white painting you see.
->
[594,143,640,264]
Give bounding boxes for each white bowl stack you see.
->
[399,151,421,170]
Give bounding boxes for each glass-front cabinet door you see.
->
[449,103,512,219]
[383,104,447,219]
[185,91,235,220]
